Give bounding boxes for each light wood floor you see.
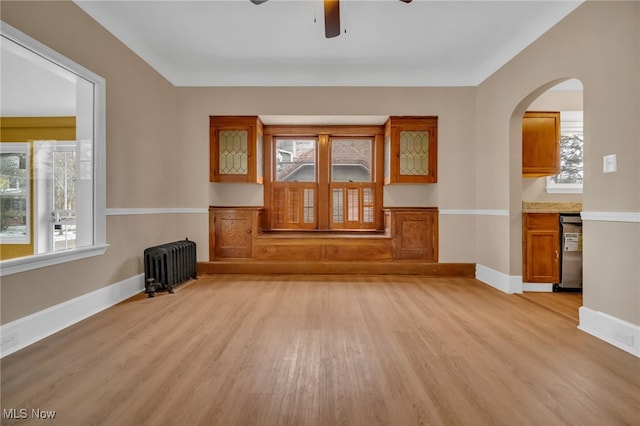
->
[517,291,582,324]
[2,275,638,426]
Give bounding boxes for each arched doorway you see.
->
[510,78,584,320]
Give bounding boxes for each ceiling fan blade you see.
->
[399,0,412,3]
[250,0,268,4]
[324,0,341,38]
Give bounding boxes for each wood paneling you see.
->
[2,275,638,426]
[197,260,474,276]
[386,208,438,261]
[253,233,393,262]
[210,207,439,264]
[209,207,263,260]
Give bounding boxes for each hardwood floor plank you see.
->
[517,291,582,323]
[2,275,638,426]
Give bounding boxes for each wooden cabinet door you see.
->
[212,209,253,259]
[523,213,560,283]
[391,209,438,261]
[384,116,438,184]
[210,116,263,183]
[522,111,560,177]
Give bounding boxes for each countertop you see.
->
[522,201,582,213]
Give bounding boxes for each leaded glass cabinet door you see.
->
[210,116,263,183]
[384,116,438,184]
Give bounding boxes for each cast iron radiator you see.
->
[144,238,197,297]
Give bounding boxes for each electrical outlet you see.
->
[612,328,634,347]
[0,330,20,350]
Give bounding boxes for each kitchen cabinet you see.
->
[385,208,438,261]
[384,116,438,184]
[522,111,560,177]
[210,116,264,183]
[523,213,560,283]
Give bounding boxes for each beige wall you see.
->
[0,1,190,323]
[476,1,639,324]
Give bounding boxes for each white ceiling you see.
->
[74,0,583,87]
[1,0,585,118]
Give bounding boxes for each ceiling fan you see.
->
[250,0,412,38]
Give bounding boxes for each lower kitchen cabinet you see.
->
[523,213,560,283]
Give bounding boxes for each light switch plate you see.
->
[603,154,617,173]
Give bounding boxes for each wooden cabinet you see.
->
[209,207,263,259]
[384,116,438,184]
[522,111,560,177]
[385,208,438,261]
[209,207,438,263]
[210,116,264,183]
[523,213,560,283]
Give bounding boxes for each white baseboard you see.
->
[578,307,640,358]
[523,283,554,292]
[475,264,523,294]
[0,274,145,358]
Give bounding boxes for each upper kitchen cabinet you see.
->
[522,111,560,177]
[210,116,264,183]
[384,116,438,184]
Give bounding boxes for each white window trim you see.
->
[545,178,583,194]
[546,110,583,194]
[0,142,31,244]
[0,21,107,277]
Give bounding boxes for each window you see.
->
[330,138,375,229]
[0,143,30,244]
[547,111,583,193]
[272,138,317,229]
[265,127,382,231]
[33,141,90,253]
[275,139,316,182]
[0,22,106,276]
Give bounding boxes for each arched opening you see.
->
[510,77,584,319]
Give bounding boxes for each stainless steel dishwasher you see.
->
[554,214,583,291]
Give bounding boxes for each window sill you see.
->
[0,244,109,277]
[546,181,583,194]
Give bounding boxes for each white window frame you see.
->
[546,111,583,194]
[0,21,107,276]
[545,179,583,194]
[0,142,31,244]
[33,140,80,254]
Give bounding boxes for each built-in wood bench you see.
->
[253,230,393,262]
[198,206,474,277]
